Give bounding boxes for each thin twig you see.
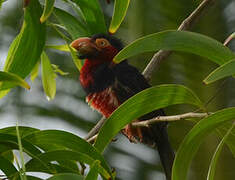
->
[85,116,106,140]
[224,32,235,46]
[86,112,210,142]
[132,112,210,127]
[143,0,215,80]
[87,134,98,143]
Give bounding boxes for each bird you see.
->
[70,34,175,180]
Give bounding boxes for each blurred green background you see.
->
[0,0,234,179]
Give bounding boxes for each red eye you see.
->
[95,38,110,48]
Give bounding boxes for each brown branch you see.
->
[84,116,106,140]
[224,32,235,46]
[142,0,215,80]
[132,112,209,127]
[87,134,98,143]
[86,112,210,143]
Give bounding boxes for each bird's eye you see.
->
[95,38,110,48]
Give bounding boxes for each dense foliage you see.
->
[0,0,234,180]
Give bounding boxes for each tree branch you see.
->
[84,116,106,140]
[132,112,209,127]
[142,0,215,80]
[86,112,210,143]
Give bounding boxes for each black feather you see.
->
[83,34,175,180]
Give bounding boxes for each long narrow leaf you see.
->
[41,52,56,100]
[113,30,235,64]
[47,173,83,180]
[30,61,40,82]
[94,84,203,152]
[109,0,130,34]
[172,108,235,180]
[46,44,70,52]
[1,0,46,92]
[40,0,55,23]
[54,7,88,39]
[204,59,235,84]
[25,150,110,179]
[207,123,235,180]
[0,71,30,90]
[70,0,107,34]
[85,160,100,180]
[24,130,113,178]
[0,156,18,178]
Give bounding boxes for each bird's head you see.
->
[70,34,123,62]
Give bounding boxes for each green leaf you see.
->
[204,59,235,84]
[16,125,26,179]
[69,46,83,71]
[85,160,100,180]
[40,0,55,23]
[0,126,40,138]
[26,176,43,180]
[41,51,56,100]
[216,123,235,157]
[46,44,70,52]
[1,0,46,91]
[31,61,40,82]
[94,84,203,152]
[207,123,235,180]
[113,30,235,64]
[70,0,107,34]
[46,173,83,180]
[0,71,30,90]
[172,108,235,180]
[25,150,110,179]
[53,7,88,39]
[24,130,113,178]
[0,156,18,178]
[51,64,69,76]
[109,0,130,34]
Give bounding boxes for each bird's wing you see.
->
[112,61,150,103]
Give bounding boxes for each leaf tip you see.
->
[108,28,116,35]
[40,17,45,24]
[203,79,209,85]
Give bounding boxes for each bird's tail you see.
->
[153,124,175,180]
[140,110,175,180]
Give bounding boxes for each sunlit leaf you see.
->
[47,173,83,180]
[54,7,88,39]
[207,123,235,180]
[70,0,107,34]
[40,0,55,23]
[0,71,30,90]
[204,59,235,84]
[109,0,130,34]
[30,61,40,82]
[94,84,203,152]
[46,44,70,52]
[69,46,83,71]
[41,52,56,100]
[113,30,235,64]
[172,108,235,180]
[51,64,69,76]
[85,160,100,180]
[1,0,46,92]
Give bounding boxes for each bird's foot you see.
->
[122,123,143,143]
